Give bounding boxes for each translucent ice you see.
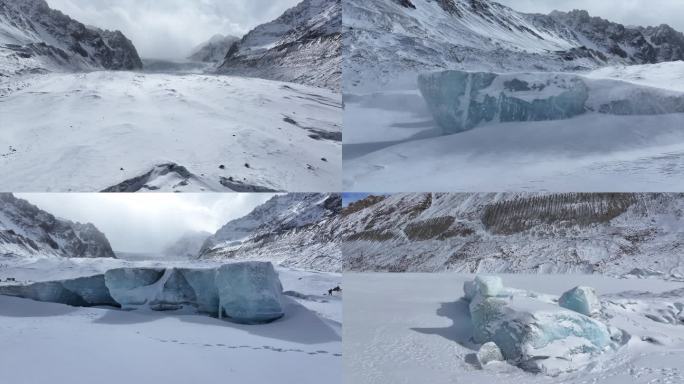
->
[104,268,166,309]
[216,262,284,324]
[176,268,220,315]
[418,71,589,134]
[466,277,614,375]
[559,286,601,317]
[1,263,286,324]
[419,70,684,134]
[0,275,117,307]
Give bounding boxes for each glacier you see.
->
[559,286,602,317]
[464,276,619,375]
[418,70,684,134]
[0,262,285,324]
[216,262,284,324]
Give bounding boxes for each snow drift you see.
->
[0,262,285,324]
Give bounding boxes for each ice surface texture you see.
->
[559,286,601,317]
[0,262,284,324]
[216,262,284,324]
[477,342,504,366]
[464,276,616,375]
[419,70,684,134]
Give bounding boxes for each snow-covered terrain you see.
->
[344,61,684,191]
[345,272,684,384]
[0,71,342,192]
[200,193,342,272]
[342,193,684,274]
[218,0,341,91]
[0,255,342,384]
[343,0,684,191]
[343,0,684,93]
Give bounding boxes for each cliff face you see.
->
[217,0,341,91]
[341,193,684,274]
[200,193,342,272]
[0,193,115,259]
[0,0,142,76]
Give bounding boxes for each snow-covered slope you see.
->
[343,0,684,92]
[0,0,141,77]
[188,34,240,63]
[218,0,341,91]
[200,193,342,272]
[0,256,341,384]
[342,193,684,275]
[162,231,211,260]
[0,72,342,192]
[0,193,114,259]
[346,273,684,384]
[344,61,684,192]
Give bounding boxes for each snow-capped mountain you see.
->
[343,0,684,91]
[199,193,342,272]
[162,230,211,259]
[217,0,341,91]
[0,0,142,77]
[0,193,115,259]
[342,193,684,275]
[187,34,240,63]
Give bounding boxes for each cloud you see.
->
[45,0,302,59]
[16,193,276,254]
[496,0,684,32]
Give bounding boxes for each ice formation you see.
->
[418,70,684,134]
[216,262,284,324]
[463,276,619,375]
[559,286,601,317]
[0,262,285,324]
[476,342,504,366]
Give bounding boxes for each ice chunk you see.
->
[104,268,166,309]
[1,264,287,324]
[466,277,614,375]
[216,262,284,324]
[477,342,504,366]
[418,71,589,134]
[464,275,505,301]
[559,286,601,317]
[474,275,504,297]
[61,275,118,306]
[463,280,477,301]
[149,269,198,311]
[177,268,220,315]
[419,70,684,134]
[0,275,117,307]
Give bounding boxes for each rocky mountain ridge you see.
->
[344,0,684,91]
[0,0,142,77]
[218,0,341,91]
[199,193,342,272]
[341,193,684,276]
[0,193,115,259]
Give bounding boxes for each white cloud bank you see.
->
[46,0,301,59]
[17,193,276,253]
